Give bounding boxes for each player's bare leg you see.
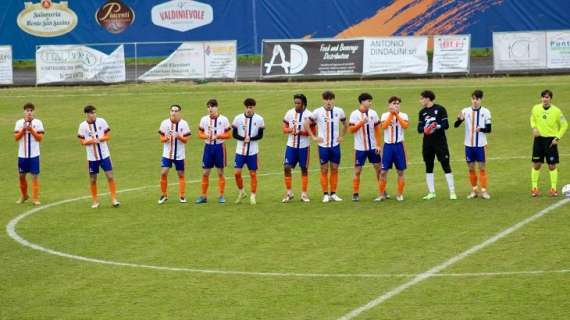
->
[282,165,294,202]
[104,170,119,207]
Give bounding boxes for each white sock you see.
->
[426,173,435,193]
[445,173,455,193]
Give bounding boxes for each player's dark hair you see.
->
[206,99,218,107]
[23,102,35,111]
[293,93,307,106]
[388,96,401,103]
[243,98,256,107]
[322,90,335,100]
[420,90,436,101]
[472,90,484,99]
[541,89,553,98]
[358,93,373,103]
[84,105,96,114]
[170,104,181,111]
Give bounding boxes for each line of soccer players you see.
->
[14,89,567,208]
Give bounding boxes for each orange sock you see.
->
[330,169,338,193]
[320,172,328,193]
[250,171,257,193]
[108,180,117,201]
[160,175,168,196]
[479,170,488,190]
[19,176,28,197]
[353,176,360,194]
[218,175,226,196]
[235,172,243,190]
[284,176,292,190]
[90,181,98,202]
[469,170,478,188]
[32,179,39,201]
[397,178,405,195]
[301,175,308,193]
[178,176,185,197]
[201,175,209,197]
[379,179,387,194]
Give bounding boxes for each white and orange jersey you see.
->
[349,108,380,151]
[233,113,265,156]
[77,118,111,161]
[460,106,491,147]
[199,115,231,145]
[380,112,408,144]
[312,106,346,148]
[14,118,44,158]
[159,118,191,160]
[283,108,314,149]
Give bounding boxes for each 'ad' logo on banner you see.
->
[17,0,78,37]
[264,44,308,74]
[151,0,213,32]
[96,0,135,34]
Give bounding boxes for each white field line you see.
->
[336,197,570,320]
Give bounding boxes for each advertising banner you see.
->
[362,37,428,75]
[433,35,470,73]
[0,46,13,84]
[546,30,570,69]
[261,39,363,77]
[36,45,126,84]
[493,32,547,71]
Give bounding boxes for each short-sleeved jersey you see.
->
[418,104,449,144]
[460,106,492,147]
[380,112,408,144]
[232,113,265,156]
[349,108,380,151]
[199,115,231,145]
[530,104,568,139]
[77,118,111,161]
[283,108,315,149]
[159,118,191,160]
[312,106,346,148]
[14,118,44,158]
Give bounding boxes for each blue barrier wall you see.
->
[2,0,570,59]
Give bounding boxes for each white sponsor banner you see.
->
[433,35,470,73]
[546,30,570,69]
[139,41,236,81]
[36,45,126,84]
[363,37,428,75]
[0,46,13,84]
[493,32,547,71]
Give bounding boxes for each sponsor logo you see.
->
[151,0,213,32]
[17,0,78,37]
[437,37,467,50]
[38,48,99,66]
[264,44,308,74]
[96,0,135,34]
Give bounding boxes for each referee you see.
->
[530,89,568,197]
[418,90,456,200]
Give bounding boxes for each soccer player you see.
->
[378,96,409,201]
[282,93,315,203]
[349,93,383,202]
[418,90,456,200]
[158,104,191,204]
[14,103,44,205]
[77,105,119,208]
[308,90,347,202]
[233,98,265,205]
[454,90,492,199]
[196,99,231,204]
[530,89,568,197]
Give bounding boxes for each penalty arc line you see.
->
[336,197,570,320]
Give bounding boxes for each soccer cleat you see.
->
[179,197,187,203]
[531,188,540,197]
[158,195,168,204]
[422,192,436,200]
[300,193,310,203]
[384,192,391,200]
[549,188,559,197]
[112,200,121,208]
[467,191,478,199]
[91,202,100,209]
[282,193,294,203]
[322,194,330,203]
[352,193,360,201]
[195,196,208,204]
[235,190,247,204]
[480,191,491,200]
[330,193,343,202]
[250,194,256,205]
[449,192,457,200]
[16,195,29,204]
[218,196,226,204]
[373,195,386,202]
[32,200,41,206]
[396,195,404,201]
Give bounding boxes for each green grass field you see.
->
[1,76,569,320]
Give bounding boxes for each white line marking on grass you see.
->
[336,197,570,320]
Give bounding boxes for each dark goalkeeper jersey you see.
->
[418,104,450,145]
